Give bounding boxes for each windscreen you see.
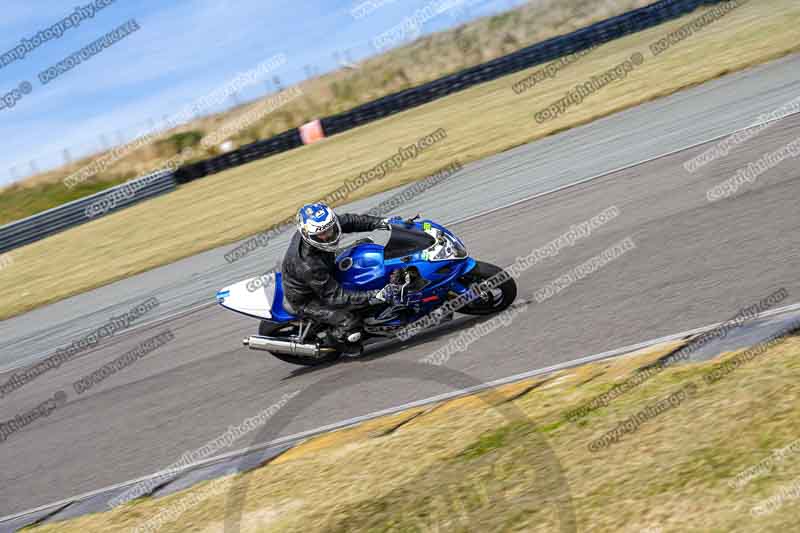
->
[384,225,436,259]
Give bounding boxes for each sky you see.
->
[0,0,527,186]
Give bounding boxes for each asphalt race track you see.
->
[1,53,798,516]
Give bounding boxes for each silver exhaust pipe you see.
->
[243,335,322,357]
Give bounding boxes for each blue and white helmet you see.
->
[296,202,342,252]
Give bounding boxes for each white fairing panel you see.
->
[216,274,276,320]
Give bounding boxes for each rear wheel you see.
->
[457,261,517,315]
[258,321,341,366]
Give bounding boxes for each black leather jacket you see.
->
[281,213,385,309]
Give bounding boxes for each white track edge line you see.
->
[7,109,798,375]
[4,300,799,524]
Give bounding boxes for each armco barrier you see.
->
[322,0,725,134]
[0,170,176,254]
[0,0,729,253]
[175,0,724,183]
[175,129,302,184]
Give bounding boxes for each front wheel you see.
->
[258,321,341,366]
[457,261,517,315]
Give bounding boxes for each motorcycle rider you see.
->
[281,202,403,351]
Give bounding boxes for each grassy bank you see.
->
[30,330,800,532]
[1,0,799,320]
[0,175,139,227]
[0,0,652,225]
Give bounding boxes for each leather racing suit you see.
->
[280,213,385,338]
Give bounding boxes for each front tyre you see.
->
[457,260,517,315]
[258,321,341,366]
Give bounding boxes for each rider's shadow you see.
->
[279,306,525,381]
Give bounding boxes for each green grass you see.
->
[0,175,136,226]
[456,421,531,461]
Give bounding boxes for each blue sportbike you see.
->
[216,217,517,366]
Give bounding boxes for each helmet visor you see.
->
[309,223,341,246]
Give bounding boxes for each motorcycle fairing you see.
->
[216,272,297,322]
[218,219,480,326]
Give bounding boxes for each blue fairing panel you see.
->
[336,243,387,290]
[269,272,298,322]
[462,257,477,275]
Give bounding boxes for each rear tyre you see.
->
[258,321,341,366]
[457,261,517,315]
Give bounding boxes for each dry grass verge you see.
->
[29,330,800,532]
